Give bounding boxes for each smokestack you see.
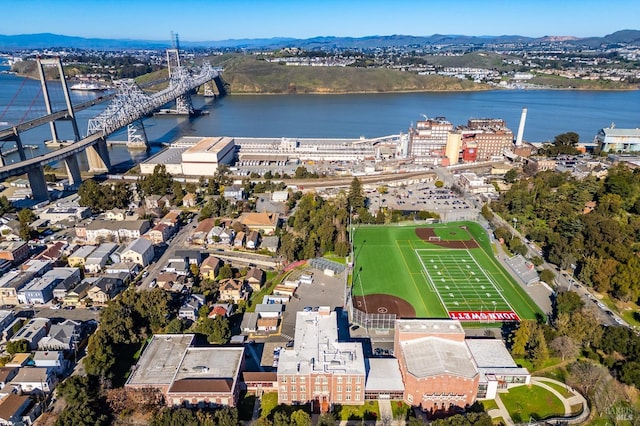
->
[515,107,527,146]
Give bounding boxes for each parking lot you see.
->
[367,183,477,221]
[266,267,347,343]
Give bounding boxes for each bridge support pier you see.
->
[86,138,111,173]
[213,75,227,97]
[126,120,149,150]
[64,154,82,189]
[27,166,49,201]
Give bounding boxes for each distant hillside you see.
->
[208,55,489,94]
[1,31,639,50]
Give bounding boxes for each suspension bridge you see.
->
[0,48,225,201]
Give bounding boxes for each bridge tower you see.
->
[167,32,195,115]
[36,57,82,146]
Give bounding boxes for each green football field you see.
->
[350,221,543,321]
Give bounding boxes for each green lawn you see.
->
[500,385,565,422]
[351,222,543,320]
[333,401,380,421]
[481,399,499,411]
[542,381,574,399]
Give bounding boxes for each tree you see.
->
[504,168,519,183]
[530,327,550,369]
[214,407,239,426]
[539,269,555,286]
[0,195,13,216]
[510,320,534,356]
[555,291,584,316]
[138,164,173,197]
[549,336,579,361]
[218,264,233,280]
[347,177,365,211]
[194,316,230,344]
[434,180,444,188]
[17,208,36,240]
[317,413,337,426]
[6,339,29,355]
[290,410,312,426]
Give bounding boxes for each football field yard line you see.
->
[415,251,448,312]
[395,240,435,299]
[465,249,517,314]
[416,249,515,314]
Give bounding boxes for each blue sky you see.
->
[3,0,638,41]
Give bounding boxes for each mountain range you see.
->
[1,30,639,50]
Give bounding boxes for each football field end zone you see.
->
[350,222,543,321]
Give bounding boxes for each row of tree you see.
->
[492,164,640,303]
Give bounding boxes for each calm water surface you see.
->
[1,60,639,169]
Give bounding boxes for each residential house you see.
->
[33,351,68,375]
[87,279,119,305]
[208,303,234,319]
[0,394,40,425]
[0,241,29,265]
[62,281,91,306]
[244,268,265,292]
[10,318,51,350]
[160,210,182,227]
[145,223,173,245]
[246,231,260,250]
[156,272,179,289]
[0,272,34,306]
[38,320,81,351]
[240,312,258,334]
[255,304,284,319]
[105,262,139,277]
[165,260,191,277]
[190,218,216,246]
[67,245,96,268]
[182,192,197,208]
[178,294,206,322]
[200,256,221,281]
[18,268,81,305]
[121,238,154,267]
[257,317,279,332]
[173,250,202,266]
[206,226,232,246]
[271,191,289,203]
[84,243,118,274]
[34,241,68,263]
[261,236,280,254]
[103,209,127,221]
[8,367,57,394]
[79,219,151,244]
[238,212,279,235]
[0,219,21,241]
[144,195,162,210]
[233,231,245,248]
[0,367,18,390]
[20,260,52,277]
[223,185,244,201]
[0,311,16,343]
[218,278,247,303]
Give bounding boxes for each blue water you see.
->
[1,62,639,170]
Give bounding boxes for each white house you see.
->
[121,238,154,267]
